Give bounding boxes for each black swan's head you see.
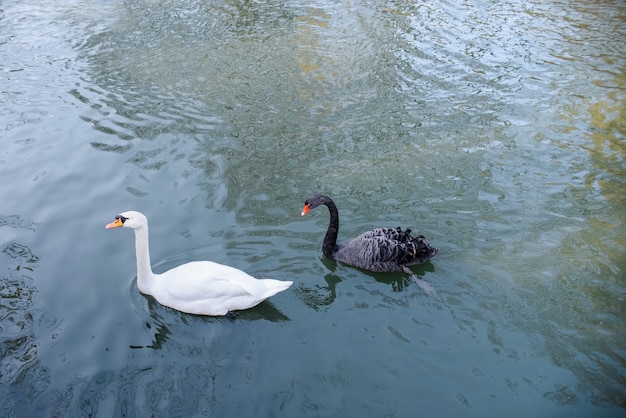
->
[301,194,332,216]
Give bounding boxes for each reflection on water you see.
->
[1,0,625,416]
[298,272,342,311]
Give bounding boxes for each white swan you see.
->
[105,210,292,316]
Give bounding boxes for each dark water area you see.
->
[1,0,625,416]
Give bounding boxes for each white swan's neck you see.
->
[133,225,156,294]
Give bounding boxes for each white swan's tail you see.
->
[261,279,293,298]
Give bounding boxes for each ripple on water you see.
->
[0,217,43,415]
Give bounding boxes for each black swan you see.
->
[301,195,438,292]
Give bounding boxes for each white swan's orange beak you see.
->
[301,204,310,216]
[105,218,123,229]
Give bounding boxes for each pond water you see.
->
[1,0,625,416]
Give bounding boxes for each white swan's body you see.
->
[106,211,292,316]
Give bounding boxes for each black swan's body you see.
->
[301,195,438,289]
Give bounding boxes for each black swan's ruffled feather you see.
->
[335,229,437,272]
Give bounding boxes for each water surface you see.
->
[1,0,625,416]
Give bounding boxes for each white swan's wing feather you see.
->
[151,261,292,315]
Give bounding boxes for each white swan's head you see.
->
[105,210,148,230]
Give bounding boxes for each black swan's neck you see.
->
[322,198,340,259]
